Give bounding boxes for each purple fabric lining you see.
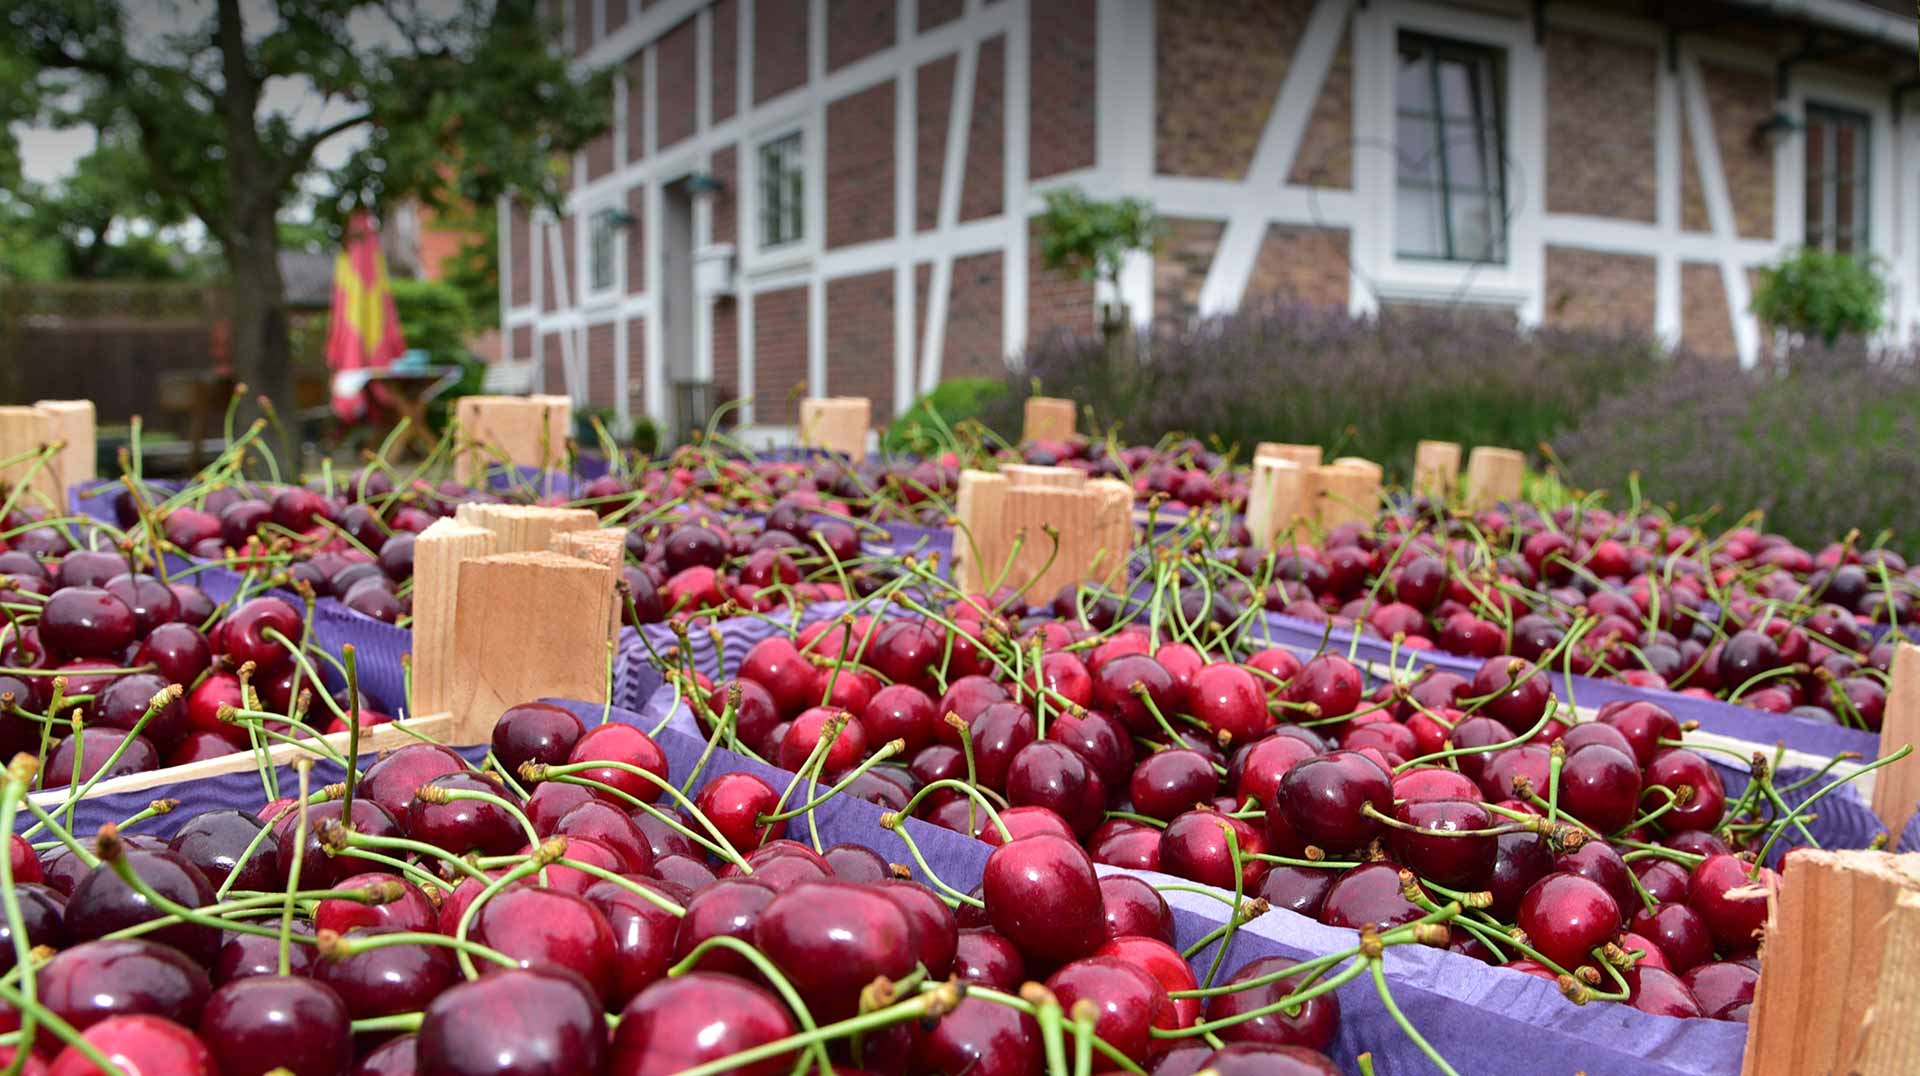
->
[1899,811,1920,853]
[482,464,581,499]
[1252,613,1882,761]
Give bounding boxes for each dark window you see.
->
[1395,33,1507,263]
[758,131,805,249]
[1804,104,1870,253]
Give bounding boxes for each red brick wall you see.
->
[1681,129,1708,232]
[1157,0,1312,179]
[919,0,962,31]
[587,321,618,408]
[1702,63,1773,240]
[713,301,739,403]
[1546,29,1656,222]
[542,332,566,393]
[826,81,896,249]
[1154,218,1224,323]
[1681,262,1736,358]
[1029,0,1096,180]
[585,131,615,182]
[606,0,628,36]
[628,317,649,417]
[626,184,648,295]
[826,270,895,415]
[1543,247,1656,332]
[1245,225,1348,310]
[713,0,739,123]
[626,54,647,163]
[511,324,533,362]
[754,285,810,423]
[916,55,955,232]
[961,36,1005,222]
[1028,221,1094,339]
[509,204,532,307]
[574,0,594,54]
[657,17,698,151]
[756,0,810,105]
[1287,26,1351,187]
[712,146,738,245]
[829,0,895,72]
[944,251,1005,381]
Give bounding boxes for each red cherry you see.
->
[609,972,794,1076]
[1044,956,1174,1064]
[416,966,607,1076]
[1160,809,1267,890]
[1096,935,1200,1027]
[1688,853,1775,953]
[49,1015,215,1076]
[1276,749,1393,852]
[1516,873,1622,971]
[1204,956,1340,1050]
[1130,749,1220,823]
[568,724,670,803]
[692,772,784,854]
[1099,874,1174,944]
[982,834,1105,966]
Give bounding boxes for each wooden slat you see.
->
[1003,464,1085,491]
[951,469,1010,596]
[1464,446,1525,512]
[1871,641,1920,833]
[412,518,500,718]
[33,400,96,493]
[1313,458,1382,530]
[1254,442,1323,471]
[447,552,616,743]
[1413,439,1461,502]
[1021,396,1077,442]
[0,407,58,509]
[1246,457,1308,549]
[798,397,872,461]
[454,395,572,484]
[453,503,599,555]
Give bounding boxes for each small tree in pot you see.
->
[1033,187,1159,367]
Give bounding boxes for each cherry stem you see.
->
[885,779,1013,843]
[0,758,40,1075]
[756,738,904,824]
[279,762,312,975]
[1200,819,1248,990]
[529,763,749,872]
[666,935,836,1072]
[551,857,686,917]
[326,928,521,971]
[1369,957,1464,1076]
[883,822,982,908]
[1752,743,1912,873]
[454,847,557,979]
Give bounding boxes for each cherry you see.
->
[1231,734,1319,807]
[567,723,670,803]
[1388,799,1495,887]
[1257,864,1335,919]
[692,772,784,855]
[65,848,220,963]
[867,619,945,694]
[1004,741,1104,837]
[982,834,1105,967]
[1160,809,1267,890]
[862,683,938,755]
[822,843,891,884]
[1629,902,1714,973]
[37,938,211,1031]
[912,996,1042,1076]
[739,637,818,718]
[1089,819,1162,871]
[490,702,585,775]
[954,928,1025,991]
[1597,701,1682,766]
[1275,749,1393,851]
[199,974,352,1076]
[314,872,435,935]
[1130,749,1219,823]
[1468,657,1552,732]
[214,928,315,984]
[406,772,525,857]
[470,886,619,1003]
[965,702,1037,791]
[1190,663,1271,744]
[775,706,869,777]
[609,972,795,1076]
[168,808,279,891]
[1390,766,1479,803]
[219,596,303,668]
[355,1034,419,1076]
[49,1014,216,1076]
[1100,874,1175,944]
[1645,749,1726,832]
[0,884,64,971]
[674,878,777,978]
[1516,873,1621,971]
[38,586,137,659]
[1097,935,1201,1028]
[1289,655,1363,720]
[1092,653,1180,735]
[316,926,458,1023]
[1633,858,1693,905]
[1205,955,1340,1050]
[1045,956,1173,1064]
[276,799,402,888]
[416,965,607,1076]
[1683,960,1758,1021]
[1688,853,1775,953]
[754,880,915,1021]
[879,879,960,979]
[936,676,1011,745]
[583,878,683,1006]
[1046,709,1133,791]
[1556,744,1641,834]
[548,801,653,874]
[103,573,179,635]
[1626,963,1704,1017]
[1320,862,1426,932]
[1556,841,1634,915]
[359,744,468,819]
[1190,1043,1341,1075]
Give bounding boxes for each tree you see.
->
[0,127,209,281]
[3,0,608,457]
[1750,247,1887,349]
[1033,187,1159,363]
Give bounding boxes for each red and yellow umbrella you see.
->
[325,209,408,421]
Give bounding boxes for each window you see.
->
[1394,33,1507,263]
[758,131,805,249]
[588,207,620,293]
[1804,104,1869,254]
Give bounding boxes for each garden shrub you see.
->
[884,378,1007,455]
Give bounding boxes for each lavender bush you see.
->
[989,301,1664,475]
[1551,341,1920,555]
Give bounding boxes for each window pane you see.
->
[1443,120,1489,189]
[1804,106,1871,253]
[1396,114,1440,184]
[1396,47,1432,110]
[1436,58,1477,120]
[1449,193,1501,261]
[1396,186,1445,258]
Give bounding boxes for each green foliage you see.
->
[390,278,473,365]
[0,127,208,281]
[1750,248,1886,346]
[630,416,661,457]
[438,207,501,331]
[883,379,1009,455]
[1034,187,1159,290]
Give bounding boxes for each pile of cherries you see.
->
[0,696,1363,1076]
[680,585,1821,1025]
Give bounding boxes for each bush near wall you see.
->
[1551,342,1920,556]
[988,301,1665,477]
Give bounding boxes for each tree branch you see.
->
[272,108,374,190]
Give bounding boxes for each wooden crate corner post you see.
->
[798,397,872,461]
[444,552,618,743]
[0,406,59,509]
[1021,396,1078,443]
[1413,440,1462,502]
[951,470,1011,595]
[1254,442,1324,472]
[454,503,599,555]
[1464,446,1525,512]
[1245,457,1308,549]
[410,518,501,719]
[1870,641,1920,835]
[1314,458,1383,531]
[33,400,96,495]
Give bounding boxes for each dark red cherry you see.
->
[213,928,315,984]
[553,800,655,874]
[1632,858,1692,905]
[1487,832,1557,919]
[1388,799,1495,887]
[775,706,869,777]
[966,702,1037,791]
[953,929,1025,991]
[1626,963,1704,1017]
[1232,734,1320,807]
[359,744,468,819]
[37,938,211,1032]
[1646,749,1726,832]
[821,842,890,883]
[199,974,352,1076]
[1004,740,1104,837]
[315,872,435,935]
[1629,902,1714,973]
[691,772,783,855]
[1516,873,1622,971]
[1688,853,1775,953]
[1092,653,1180,735]
[405,772,524,857]
[1557,744,1641,834]
[49,1013,216,1076]
[416,965,607,1076]
[879,879,960,979]
[219,596,303,668]
[169,808,278,892]
[1683,960,1758,1021]
[490,702,585,775]
[103,573,179,636]
[982,834,1105,967]
[65,848,220,964]
[754,881,915,1021]
[1130,749,1220,823]
[1320,862,1426,932]
[583,878,684,1006]
[1161,809,1267,890]
[673,878,777,978]
[567,723,670,803]
[1597,701,1681,767]
[1469,657,1551,732]
[1088,818,1162,871]
[739,637,817,718]
[1256,864,1335,919]
[862,683,938,755]
[1100,874,1174,944]
[1205,955,1339,1050]
[1045,956,1173,1064]
[93,671,185,749]
[1556,841,1634,916]
[44,727,158,788]
[0,884,64,971]
[1196,1042,1342,1075]
[275,799,402,888]
[38,586,137,658]
[1190,663,1272,745]
[527,781,596,834]
[1276,749,1393,851]
[315,926,458,1023]
[471,886,619,1004]
[609,972,794,1076]
[912,996,1042,1076]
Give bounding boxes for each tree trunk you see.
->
[225,208,294,468]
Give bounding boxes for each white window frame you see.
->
[1351,1,1545,319]
[740,110,823,275]
[580,197,625,304]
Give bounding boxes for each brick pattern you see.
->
[827,81,897,249]
[511,325,533,362]
[712,146,738,245]
[626,54,647,163]
[574,0,594,55]
[509,204,532,307]
[713,301,740,404]
[1545,29,1656,222]
[627,317,649,417]
[606,0,628,36]
[916,55,955,232]
[626,184,648,295]
[826,271,895,415]
[1156,0,1311,179]
[1245,225,1348,311]
[1702,62,1773,240]
[1154,218,1224,323]
[753,285,810,423]
[585,131,615,182]
[1543,247,1656,332]
[542,332,566,394]
[1029,0,1096,180]
[919,0,962,31]
[1287,26,1351,188]
[586,322,618,408]
[657,17,698,151]
[961,36,1005,222]
[944,251,1005,382]
[913,263,932,378]
[713,0,739,123]
[1681,262,1737,359]
[756,0,810,105]
[1028,220,1094,339]
[828,0,894,72]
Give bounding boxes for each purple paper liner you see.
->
[1252,613,1883,762]
[1899,811,1920,853]
[482,464,582,499]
